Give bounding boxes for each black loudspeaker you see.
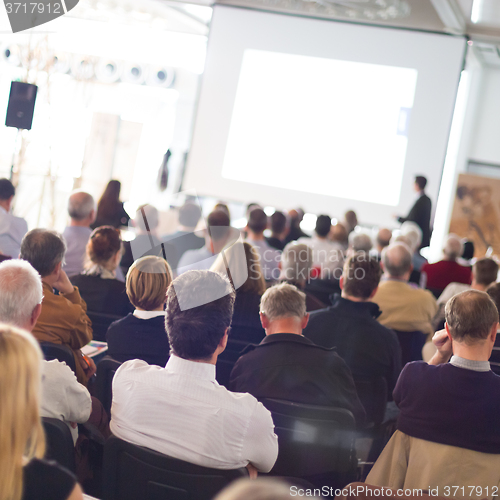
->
[5,81,38,130]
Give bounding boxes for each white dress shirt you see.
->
[0,206,28,258]
[40,359,92,444]
[110,355,278,471]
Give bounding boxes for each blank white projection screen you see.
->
[184,6,466,226]
[222,50,417,206]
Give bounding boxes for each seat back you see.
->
[40,342,76,374]
[260,398,357,479]
[87,311,123,342]
[42,417,76,472]
[103,436,247,500]
[353,377,388,426]
[215,338,251,388]
[95,356,123,416]
[393,330,426,366]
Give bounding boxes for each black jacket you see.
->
[304,295,402,396]
[398,193,432,248]
[229,333,366,425]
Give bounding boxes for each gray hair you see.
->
[445,290,498,344]
[20,229,66,277]
[443,234,463,260]
[382,242,412,278]
[401,222,422,252]
[279,243,312,283]
[67,191,95,221]
[349,232,373,252]
[135,204,159,232]
[0,260,43,327]
[260,283,306,321]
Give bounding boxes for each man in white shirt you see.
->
[110,270,278,475]
[62,191,96,277]
[0,178,28,258]
[0,259,91,444]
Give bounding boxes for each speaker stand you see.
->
[9,128,21,182]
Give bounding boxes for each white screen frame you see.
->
[183,5,467,227]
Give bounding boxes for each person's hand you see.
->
[52,269,74,294]
[429,329,452,365]
[246,463,258,479]
[78,351,97,379]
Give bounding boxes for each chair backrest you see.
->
[42,417,76,472]
[215,338,252,388]
[259,398,357,479]
[95,356,123,416]
[393,330,426,366]
[103,436,247,500]
[353,377,388,426]
[40,342,76,375]
[87,311,123,342]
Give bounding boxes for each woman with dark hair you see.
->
[71,226,132,321]
[91,180,130,229]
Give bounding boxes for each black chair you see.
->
[87,311,122,342]
[42,417,76,472]
[103,436,247,500]
[353,377,388,427]
[393,330,426,366]
[40,342,77,375]
[95,356,122,416]
[216,338,251,388]
[259,398,357,488]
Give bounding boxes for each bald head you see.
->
[68,191,96,225]
[443,234,463,261]
[382,242,413,279]
[376,228,392,252]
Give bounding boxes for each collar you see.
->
[450,355,491,372]
[165,354,216,381]
[260,333,317,347]
[83,264,116,279]
[331,294,382,319]
[133,309,166,320]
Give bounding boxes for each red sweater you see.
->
[421,260,471,291]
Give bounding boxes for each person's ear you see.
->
[31,303,42,327]
[444,322,453,342]
[54,261,62,276]
[339,276,344,290]
[260,312,269,329]
[219,328,229,350]
[301,313,310,330]
[368,286,378,300]
[490,322,498,343]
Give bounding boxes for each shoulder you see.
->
[114,359,158,381]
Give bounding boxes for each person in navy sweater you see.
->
[394,289,500,454]
[106,256,172,366]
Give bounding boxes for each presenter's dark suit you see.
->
[229,333,365,424]
[398,193,432,248]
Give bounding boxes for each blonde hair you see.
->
[126,256,173,310]
[0,324,45,500]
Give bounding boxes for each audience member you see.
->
[487,282,500,368]
[211,242,266,344]
[280,243,327,311]
[266,210,289,251]
[71,226,133,318]
[178,210,231,272]
[0,177,28,258]
[348,231,373,255]
[245,208,281,281]
[106,256,172,366]
[304,253,402,396]
[400,221,427,272]
[330,222,349,251]
[396,175,432,248]
[110,270,278,473]
[367,291,500,492]
[344,210,358,234]
[0,325,84,500]
[374,228,392,259]
[372,243,437,335]
[91,179,129,229]
[284,208,309,244]
[0,259,91,445]
[229,283,365,424]
[121,204,177,274]
[299,215,344,280]
[214,201,231,219]
[62,191,96,277]
[420,234,472,294]
[20,229,94,385]
[434,257,499,329]
[459,239,475,266]
[162,202,204,267]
